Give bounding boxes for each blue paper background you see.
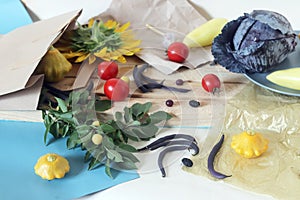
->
[0,120,139,200]
[0,0,33,34]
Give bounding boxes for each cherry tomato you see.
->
[201,74,221,93]
[97,61,119,80]
[167,42,189,63]
[104,78,129,101]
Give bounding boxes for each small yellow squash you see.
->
[34,153,70,180]
[231,131,269,158]
[35,46,72,82]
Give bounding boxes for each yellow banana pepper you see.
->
[183,18,228,47]
[266,68,300,90]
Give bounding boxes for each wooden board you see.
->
[47,56,248,127]
[0,56,250,126]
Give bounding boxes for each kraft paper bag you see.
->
[0,10,81,110]
[97,0,213,74]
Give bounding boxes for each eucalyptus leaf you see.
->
[102,136,116,149]
[131,102,152,118]
[76,125,92,137]
[78,90,90,104]
[41,89,173,178]
[87,98,95,110]
[100,124,116,134]
[131,128,148,139]
[95,100,112,112]
[88,157,101,170]
[43,121,53,145]
[115,111,123,121]
[122,128,139,141]
[123,107,132,123]
[105,148,123,162]
[140,124,159,138]
[55,97,68,113]
[150,111,173,124]
[59,112,74,123]
[62,124,70,137]
[67,131,80,149]
[94,149,106,162]
[127,120,141,127]
[115,120,125,130]
[105,160,113,178]
[84,151,91,162]
[117,148,140,163]
[115,157,138,170]
[118,143,137,152]
[70,90,82,105]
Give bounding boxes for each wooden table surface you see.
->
[0,56,249,128]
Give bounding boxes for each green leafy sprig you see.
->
[42,89,172,178]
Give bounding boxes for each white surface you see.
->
[192,0,300,29]
[76,129,274,200]
[22,0,112,24]
[20,1,300,199]
[23,0,300,29]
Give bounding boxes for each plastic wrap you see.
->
[184,83,300,200]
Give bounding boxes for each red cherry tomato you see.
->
[104,78,129,101]
[97,61,119,80]
[167,42,189,63]
[201,74,221,93]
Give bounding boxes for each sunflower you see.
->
[56,19,141,64]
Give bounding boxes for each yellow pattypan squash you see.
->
[231,130,269,158]
[35,46,72,82]
[34,153,70,180]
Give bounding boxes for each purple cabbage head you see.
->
[212,10,297,73]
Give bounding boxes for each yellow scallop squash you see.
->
[34,153,70,180]
[35,46,72,82]
[231,131,269,158]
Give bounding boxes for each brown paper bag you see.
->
[0,10,82,110]
[97,0,213,74]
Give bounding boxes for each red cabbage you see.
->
[212,10,297,73]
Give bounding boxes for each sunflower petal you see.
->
[117,49,135,56]
[94,47,108,57]
[105,20,118,29]
[108,50,122,59]
[89,54,96,64]
[117,55,127,63]
[122,40,142,49]
[116,22,130,32]
[62,52,86,59]
[88,18,95,28]
[75,54,89,63]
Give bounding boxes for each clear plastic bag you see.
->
[185,83,300,200]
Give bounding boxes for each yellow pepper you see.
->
[266,68,300,90]
[231,131,269,158]
[34,153,70,180]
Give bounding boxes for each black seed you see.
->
[182,158,193,167]
[189,100,200,107]
[165,99,174,107]
[175,79,184,85]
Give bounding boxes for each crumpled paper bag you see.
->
[97,0,213,74]
[0,10,81,110]
[184,83,300,200]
